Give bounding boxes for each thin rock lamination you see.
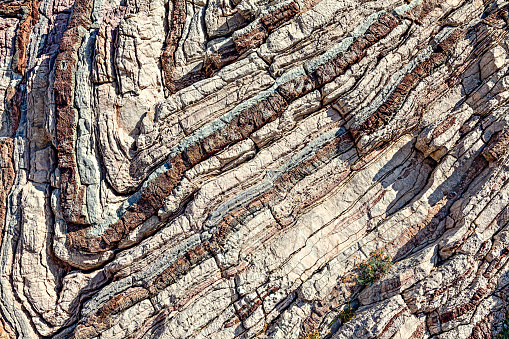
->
[2,0,509,338]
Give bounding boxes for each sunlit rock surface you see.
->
[1,0,509,337]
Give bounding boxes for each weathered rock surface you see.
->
[2,0,509,338]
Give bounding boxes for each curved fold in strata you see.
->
[6,0,509,338]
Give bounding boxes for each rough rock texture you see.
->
[2,0,509,338]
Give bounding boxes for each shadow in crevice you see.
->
[392,151,490,262]
[383,16,509,263]
[371,138,437,218]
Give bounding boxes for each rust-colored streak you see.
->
[483,128,509,162]
[54,0,94,224]
[0,139,14,247]
[161,0,187,94]
[431,116,457,140]
[205,1,300,77]
[351,29,467,142]
[0,0,40,75]
[65,11,401,254]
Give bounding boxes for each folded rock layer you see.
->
[2,0,509,338]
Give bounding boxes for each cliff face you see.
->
[1,0,509,338]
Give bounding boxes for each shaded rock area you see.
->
[2,0,509,338]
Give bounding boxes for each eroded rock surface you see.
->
[2,0,509,338]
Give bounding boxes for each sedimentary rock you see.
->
[2,0,509,338]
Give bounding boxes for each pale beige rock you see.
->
[4,0,509,338]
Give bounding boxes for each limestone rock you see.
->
[2,0,509,338]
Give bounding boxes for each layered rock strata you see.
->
[2,0,509,338]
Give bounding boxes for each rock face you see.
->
[2,0,509,338]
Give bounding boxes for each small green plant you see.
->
[356,251,393,286]
[497,309,509,339]
[329,299,356,328]
[338,304,356,323]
